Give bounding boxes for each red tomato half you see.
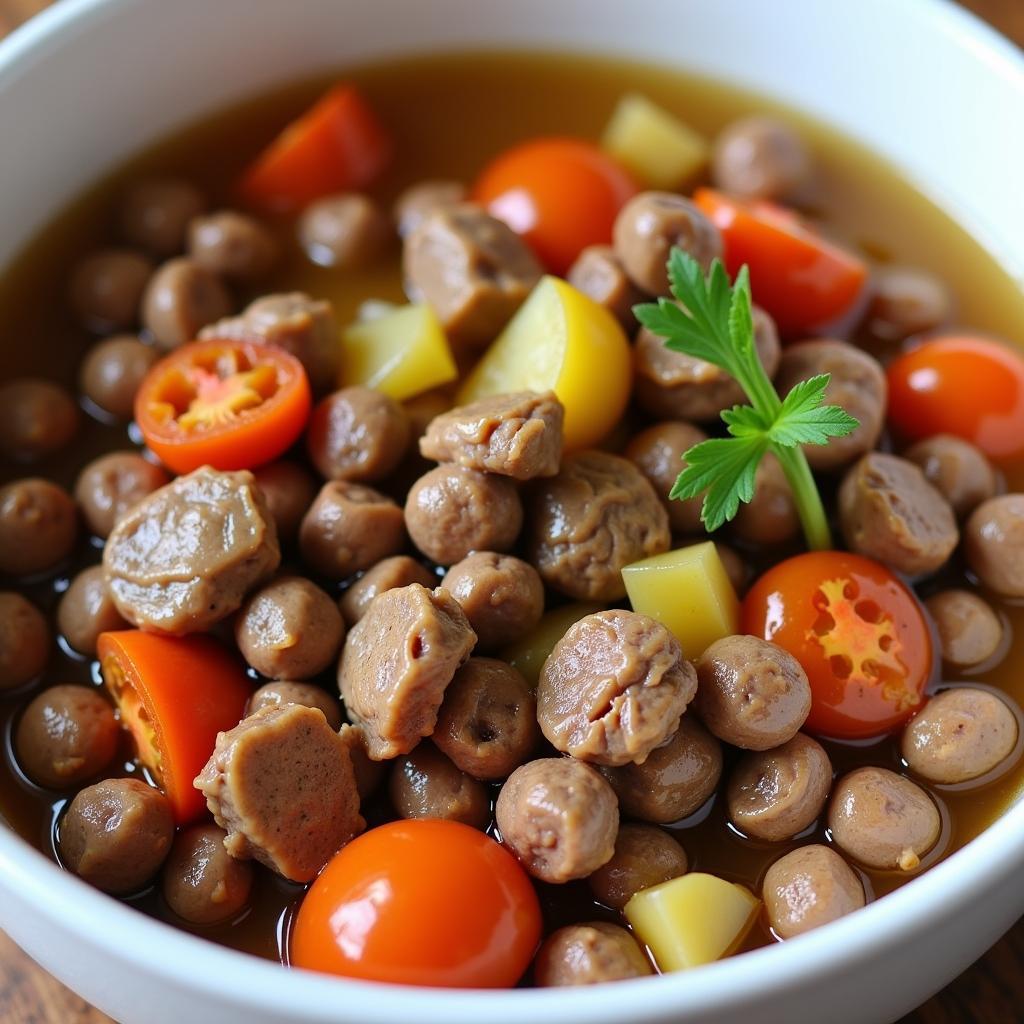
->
[742,551,932,739]
[291,819,541,988]
[474,137,638,274]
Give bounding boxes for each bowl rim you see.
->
[0,0,1023,1021]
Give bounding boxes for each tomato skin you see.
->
[886,334,1024,462]
[693,187,867,338]
[135,339,312,474]
[742,551,932,739]
[292,819,541,988]
[474,137,638,275]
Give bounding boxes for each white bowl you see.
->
[1,1,1023,1021]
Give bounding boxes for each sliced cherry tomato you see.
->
[97,630,252,824]
[474,137,638,275]
[238,84,392,213]
[693,187,868,338]
[887,334,1024,462]
[292,819,541,988]
[741,551,932,739]
[135,339,311,474]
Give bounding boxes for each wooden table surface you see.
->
[0,0,1022,1021]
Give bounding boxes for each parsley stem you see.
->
[773,444,833,551]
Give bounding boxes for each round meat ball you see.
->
[0,478,77,576]
[389,742,491,831]
[59,778,174,894]
[246,680,343,731]
[495,757,618,883]
[57,565,128,656]
[904,435,997,519]
[965,494,1024,597]
[119,178,206,257]
[588,823,688,911]
[828,767,941,872]
[534,923,652,986]
[902,688,1018,785]
[763,845,865,940]
[695,635,811,750]
[187,210,277,281]
[393,180,467,238]
[925,589,1003,668]
[141,257,232,350]
[528,451,669,601]
[251,460,317,544]
[624,421,707,534]
[235,576,344,680]
[538,609,697,767]
[75,451,170,539]
[162,824,254,925]
[712,116,812,202]
[299,193,390,268]
[732,452,799,547]
[339,555,437,627]
[405,465,522,566]
[68,249,153,332]
[299,481,406,580]
[774,340,886,471]
[613,191,722,295]
[0,592,49,690]
[0,379,78,461]
[866,266,951,342]
[15,685,119,790]
[600,714,722,823]
[79,336,159,420]
[306,386,411,483]
[433,658,539,780]
[440,551,544,650]
[727,733,832,842]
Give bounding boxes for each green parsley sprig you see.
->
[634,249,859,551]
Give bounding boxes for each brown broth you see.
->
[1,50,1024,967]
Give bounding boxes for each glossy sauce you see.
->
[1,51,1023,965]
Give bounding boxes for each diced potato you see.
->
[602,93,709,190]
[622,542,739,659]
[500,602,605,688]
[340,302,458,401]
[625,873,760,972]
[456,276,631,452]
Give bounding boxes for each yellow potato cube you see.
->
[339,303,458,401]
[500,602,605,689]
[625,873,760,972]
[622,542,739,659]
[602,93,709,190]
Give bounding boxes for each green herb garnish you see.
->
[635,249,859,550]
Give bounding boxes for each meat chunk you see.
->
[762,845,865,940]
[0,592,49,690]
[495,757,618,883]
[726,733,832,842]
[534,923,652,986]
[866,266,951,342]
[195,704,364,883]
[339,556,437,627]
[0,478,78,577]
[838,453,958,576]
[338,584,476,760]
[337,723,386,800]
[298,193,390,269]
[57,565,127,656]
[538,609,697,767]
[201,292,340,394]
[588,823,688,911]
[388,742,491,830]
[402,204,542,348]
[246,681,342,731]
[901,687,1018,784]
[393,179,467,238]
[528,451,670,601]
[103,466,280,635]
[419,390,564,480]
[75,451,170,539]
[141,257,232,350]
[695,635,811,750]
[634,305,780,422]
[965,494,1024,597]
[0,378,78,461]
[162,824,254,925]
[566,244,644,329]
[624,421,707,535]
[188,210,277,282]
[433,658,539,780]
[711,116,812,203]
[250,460,317,544]
[904,435,997,519]
[600,714,722,823]
[774,340,886,471]
[924,589,1003,668]
[827,767,940,872]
